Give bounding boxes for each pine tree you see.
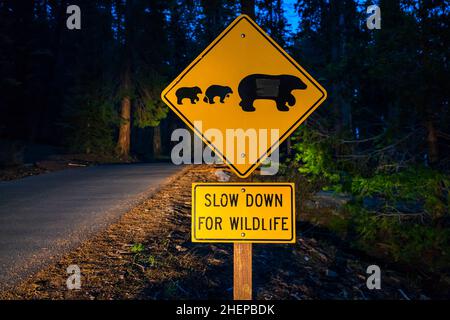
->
[257,0,289,47]
[241,0,255,18]
[62,0,118,155]
[115,0,170,159]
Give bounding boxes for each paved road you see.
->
[0,163,182,289]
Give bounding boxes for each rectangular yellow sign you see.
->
[192,183,295,243]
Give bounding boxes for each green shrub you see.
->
[291,128,449,271]
[291,127,341,185]
[350,166,449,218]
[62,81,117,155]
[131,243,145,254]
[348,205,450,271]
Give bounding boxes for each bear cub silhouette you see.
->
[203,85,233,104]
[238,74,307,112]
[176,86,202,105]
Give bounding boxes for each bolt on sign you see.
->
[161,15,327,178]
[192,183,295,243]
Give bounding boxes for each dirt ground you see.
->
[0,164,48,181]
[0,154,134,181]
[0,165,441,300]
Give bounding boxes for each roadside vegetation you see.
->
[272,126,450,292]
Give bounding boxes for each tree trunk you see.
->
[153,125,162,159]
[426,119,439,165]
[12,0,35,141]
[116,0,133,158]
[240,0,255,19]
[117,95,131,158]
[418,1,439,166]
[286,137,292,157]
[117,65,131,158]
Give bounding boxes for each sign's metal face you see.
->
[161,15,327,178]
[192,183,295,243]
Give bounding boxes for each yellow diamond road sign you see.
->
[161,15,327,178]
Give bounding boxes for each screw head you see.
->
[241,33,246,38]
[241,153,246,158]
[241,188,246,192]
[241,232,246,237]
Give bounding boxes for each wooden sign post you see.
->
[234,243,252,300]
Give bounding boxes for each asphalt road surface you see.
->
[0,163,182,289]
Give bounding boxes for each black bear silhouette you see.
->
[203,85,233,104]
[238,74,307,112]
[176,86,202,105]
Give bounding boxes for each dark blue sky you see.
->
[283,0,300,32]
